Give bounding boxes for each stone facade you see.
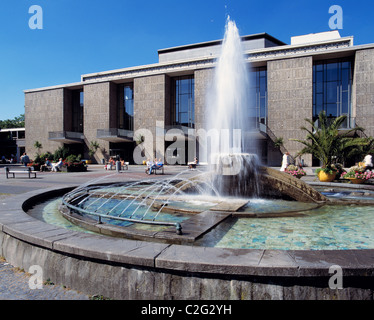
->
[25,88,65,157]
[355,48,374,137]
[267,57,313,166]
[83,82,113,162]
[194,68,214,132]
[134,74,169,160]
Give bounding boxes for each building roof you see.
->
[158,32,286,55]
[158,33,286,63]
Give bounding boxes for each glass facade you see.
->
[313,59,353,127]
[171,75,195,128]
[72,90,84,133]
[248,67,267,128]
[117,83,134,131]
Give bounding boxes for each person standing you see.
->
[280,152,291,172]
[21,153,30,167]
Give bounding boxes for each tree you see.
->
[88,141,100,160]
[291,111,370,168]
[0,114,25,129]
[34,141,42,155]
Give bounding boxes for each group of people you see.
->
[1,154,16,164]
[104,157,116,170]
[40,158,64,172]
[104,157,128,170]
[146,158,163,174]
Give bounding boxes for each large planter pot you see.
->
[318,171,337,182]
[345,177,366,184]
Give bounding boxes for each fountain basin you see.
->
[2,186,374,300]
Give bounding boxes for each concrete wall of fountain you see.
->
[210,153,327,203]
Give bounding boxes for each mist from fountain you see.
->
[206,17,260,198]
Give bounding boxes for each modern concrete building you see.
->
[24,30,374,166]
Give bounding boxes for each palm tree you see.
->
[34,141,42,155]
[291,111,369,169]
[88,141,100,160]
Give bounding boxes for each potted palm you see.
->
[87,141,100,164]
[291,111,368,182]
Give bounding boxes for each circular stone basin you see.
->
[28,194,374,251]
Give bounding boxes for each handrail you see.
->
[61,193,183,235]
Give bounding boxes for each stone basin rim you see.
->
[1,185,374,279]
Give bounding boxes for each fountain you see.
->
[206,17,261,198]
[3,16,374,300]
[57,17,327,240]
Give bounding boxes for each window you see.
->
[171,76,195,128]
[313,59,353,127]
[72,90,84,133]
[248,67,267,128]
[118,83,134,131]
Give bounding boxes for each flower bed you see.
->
[285,165,306,179]
[341,165,374,183]
[64,161,88,172]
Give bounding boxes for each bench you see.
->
[5,167,37,179]
[145,165,164,175]
[154,165,164,175]
[122,162,129,170]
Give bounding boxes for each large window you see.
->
[313,59,353,127]
[171,75,195,128]
[117,83,134,131]
[248,67,267,128]
[72,90,84,133]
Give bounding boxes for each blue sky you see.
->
[1,0,373,120]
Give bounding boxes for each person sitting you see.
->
[51,158,63,172]
[105,157,115,170]
[156,158,164,170]
[188,157,198,170]
[145,158,153,174]
[149,158,160,175]
[120,158,129,170]
[363,154,373,172]
[40,158,52,172]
